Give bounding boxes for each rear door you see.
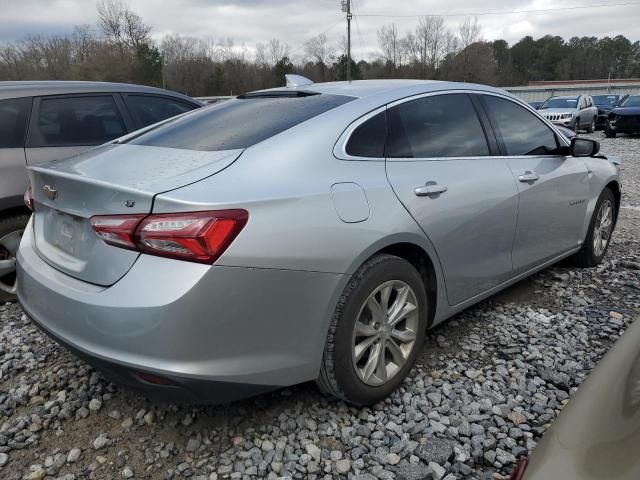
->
[0,97,32,207]
[121,93,199,129]
[478,94,590,274]
[25,93,133,166]
[385,92,519,306]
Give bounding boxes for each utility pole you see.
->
[342,0,352,82]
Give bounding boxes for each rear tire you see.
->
[572,188,616,268]
[316,254,428,405]
[605,129,617,138]
[0,213,30,303]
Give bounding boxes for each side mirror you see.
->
[570,137,600,157]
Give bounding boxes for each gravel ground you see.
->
[1,132,639,480]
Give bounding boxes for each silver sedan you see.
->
[17,77,621,405]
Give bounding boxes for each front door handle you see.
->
[518,171,540,183]
[414,183,448,197]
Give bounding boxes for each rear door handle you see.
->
[414,184,448,196]
[518,171,540,183]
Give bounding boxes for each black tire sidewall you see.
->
[584,189,616,265]
[0,213,30,302]
[331,256,427,405]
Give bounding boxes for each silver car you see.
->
[0,81,202,302]
[17,77,621,405]
[538,95,598,133]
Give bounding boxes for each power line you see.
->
[354,1,640,18]
[351,0,368,58]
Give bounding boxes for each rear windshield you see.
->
[127,93,354,151]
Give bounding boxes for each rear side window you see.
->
[29,95,127,147]
[126,95,197,128]
[128,94,354,151]
[482,95,560,156]
[0,97,32,148]
[346,111,386,157]
[386,94,489,158]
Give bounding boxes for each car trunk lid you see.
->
[28,144,242,286]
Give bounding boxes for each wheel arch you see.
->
[342,233,445,329]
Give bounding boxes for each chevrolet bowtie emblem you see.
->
[43,185,57,200]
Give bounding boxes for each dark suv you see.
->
[0,81,202,301]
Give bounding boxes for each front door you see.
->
[384,93,519,306]
[479,94,590,274]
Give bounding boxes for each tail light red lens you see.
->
[24,184,34,211]
[91,215,146,250]
[90,210,248,264]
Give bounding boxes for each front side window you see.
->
[346,111,386,157]
[129,93,354,151]
[0,97,32,148]
[30,95,127,147]
[482,95,560,156]
[126,95,197,128]
[386,94,489,158]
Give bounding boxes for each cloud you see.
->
[0,0,638,59]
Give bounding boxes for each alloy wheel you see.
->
[593,199,613,257]
[351,280,419,386]
[0,230,23,295]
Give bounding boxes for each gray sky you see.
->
[1,0,639,59]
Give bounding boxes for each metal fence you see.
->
[505,81,640,102]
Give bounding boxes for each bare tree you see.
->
[304,33,335,65]
[459,16,481,49]
[97,0,151,51]
[377,23,405,68]
[267,39,290,66]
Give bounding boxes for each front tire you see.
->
[605,129,617,138]
[587,117,595,133]
[574,118,581,134]
[317,254,428,405]
[0,213,30,303]
[573,188,616,267]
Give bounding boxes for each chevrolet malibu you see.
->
[17,77,622,405]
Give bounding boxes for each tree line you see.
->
[1,0,639,97]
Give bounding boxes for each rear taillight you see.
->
[509,458,529,480]
[24,184,33,211]
[90,210,248,264]
[90,215,147,250]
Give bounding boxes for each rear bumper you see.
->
[17,222,345,403]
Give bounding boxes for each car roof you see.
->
[548,95,580,99]
[0,81,202,104]
[256,79,516,101]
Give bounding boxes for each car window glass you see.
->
[127,95,196,128]
[129,94,354,151]
[0,97,31,148]
[541,97,578,109]
[345,111,386,157]
[386,94,489,158]
[482,95,560,156]
[31,95,127,147]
